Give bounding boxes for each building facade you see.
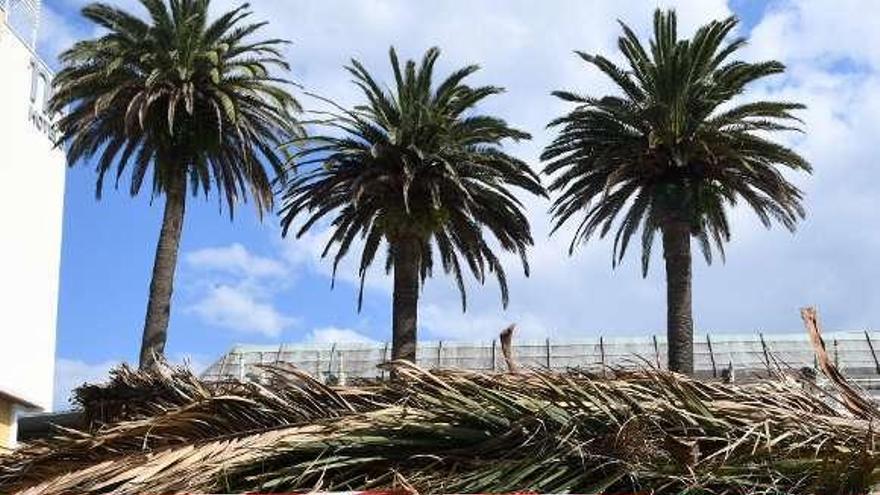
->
[0,0,64,450]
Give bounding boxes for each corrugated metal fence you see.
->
[202,331,880,384]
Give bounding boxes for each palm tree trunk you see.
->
[392,237,420,363]
[139,171,186,369]
[662,220,694,375]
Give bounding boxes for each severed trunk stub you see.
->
[499,324,518,373]
[801,306,880,420]
[139,169,186,370]
[662,219,694,375]
[392,236,421,363]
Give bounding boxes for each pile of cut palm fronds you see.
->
[2,314,879,494]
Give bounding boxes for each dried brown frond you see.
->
[3,355,879,495]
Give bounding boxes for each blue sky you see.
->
[41,0,880,407]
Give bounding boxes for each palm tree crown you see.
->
[543,9,811,274]
[280,47,545,311]
[50,0,301,368]
[51,0,301,212]
[543,9,811,374]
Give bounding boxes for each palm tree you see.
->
[280,47,544,363]
[542,9,811,374]
[50,0,301,369]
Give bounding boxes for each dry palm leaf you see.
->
[802,306,880,421]
[3,325,880,494]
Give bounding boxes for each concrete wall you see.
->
[0,13,64,412]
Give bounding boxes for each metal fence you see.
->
[201,330,880,384]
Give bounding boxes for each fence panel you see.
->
[200,331,880,384]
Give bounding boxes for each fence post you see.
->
[652,335,660,368]
[865,330,880,375]
[327,343,337,382]
[759,333,771,371]
[437,341,443,368]
[216,351,230,379]
[338,351,345,386]
[545,338,551,369]
[238,352,244,381]
[834,338,840,369]
[491,339,497,372]
[706,334,717,378]
[315,350,321,381]
[599,336,606,377]
[380,342,389,380]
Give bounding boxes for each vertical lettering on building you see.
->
[28,59,58,142]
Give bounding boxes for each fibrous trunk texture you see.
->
[139,170,186,370]
[662,219,693,375]
[392,236,420,363]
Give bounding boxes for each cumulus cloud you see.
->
[182,243,297,336]
[186,243,287,279]
[248,0,735,342]
[281,0,880,340]
[44,0,880,346]
[305,327,376,345]
[278,221,392,295]
[187,284,298,337]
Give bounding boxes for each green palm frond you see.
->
[543,9,811,275]
[280,47,545,310]
[50,0,302,216]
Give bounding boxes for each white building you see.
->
[0,0,64,450]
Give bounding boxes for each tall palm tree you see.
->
[542,9,811,374]
[50,0,301,369]
[280,47,544,363]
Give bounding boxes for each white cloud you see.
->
[44,0,736,346]
[186,243,287,279]
[278,223,392,294]
[183,243,297,336]
[187,284,298,337]
[45,0,880,348]
[420,303,545,341]
[250,0,880,340]
[236,0,742,342]
[745,0,880,70]
[305,327,376,344]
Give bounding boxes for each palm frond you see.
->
[51,0,302,217]
[543,8,811,271]
[2,353,879,494]
[280,47,545,309]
